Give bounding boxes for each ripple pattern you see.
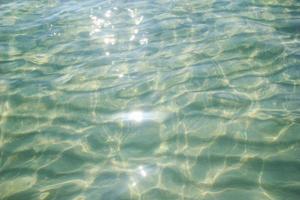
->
[0,0,300,200]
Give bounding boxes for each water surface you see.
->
[0,0,300,199]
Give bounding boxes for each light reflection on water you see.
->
[89,6,148,47]
[112,111,169,123]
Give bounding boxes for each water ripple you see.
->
[0,0,300,200]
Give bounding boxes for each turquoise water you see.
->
[0,0,300,199]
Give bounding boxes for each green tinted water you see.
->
[0,0,300,199]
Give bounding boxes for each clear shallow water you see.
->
[0,0,300,199]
